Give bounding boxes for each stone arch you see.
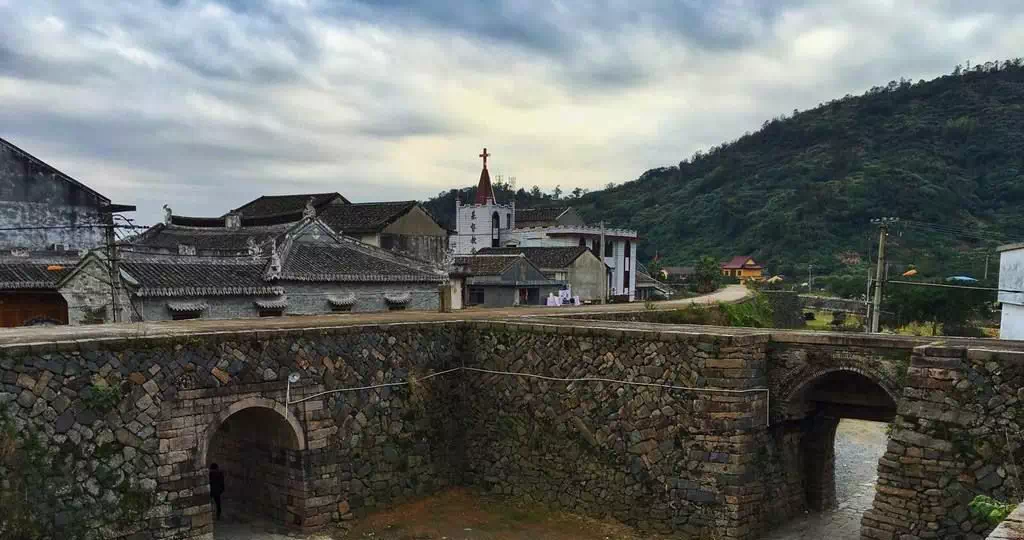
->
[197,396,309,528]
[195,397,305,468]
[781,366,899,514]
[783,366,901,406]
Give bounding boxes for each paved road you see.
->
[0,285,750,345]
[760,419,888,540]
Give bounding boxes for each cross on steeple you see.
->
[479,147,491,169]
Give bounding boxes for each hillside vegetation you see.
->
[427,61,1024,279]
[573,61,1024,278]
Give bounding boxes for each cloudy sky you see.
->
[2,1,1023,224]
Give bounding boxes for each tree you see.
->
[552,185,562,199]
[886,282,992,336]
[692,255,722,294]
[530,185,542,198]
[571,187,584,199]
[821,275,866,299]
[646,259,663,280]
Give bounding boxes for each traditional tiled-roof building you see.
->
[450,254,563,308]
[229,194,448,263]
[0,137,134,327]
[475,246,605,302]
[60,213,445,323]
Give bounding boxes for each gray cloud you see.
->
[0,0,1023,225]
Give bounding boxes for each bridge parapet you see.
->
[861,343,1024,540]
[1,318,1023,540]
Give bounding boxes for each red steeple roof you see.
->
[474,147,497,205]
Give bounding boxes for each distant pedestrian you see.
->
[209,463,225,520]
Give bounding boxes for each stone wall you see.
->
[986,505,1024,539]
[459,323,770,538]
[3,319,1023,540]
[763,291,804,329]
[0,322,463,539]
[860,344,1024,540]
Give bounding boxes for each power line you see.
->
[0,224,149,232]
[886,280,1015,294]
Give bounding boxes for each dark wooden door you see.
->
[0,291,69,327]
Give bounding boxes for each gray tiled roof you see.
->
[279,242,443,283]
[0,253,80,290]
[453,255,523,276]
[514,207,569,228]
[476,246,590,269]
[318,201,419,234]
[120,256,281,297]
[130,223,290,253]
[231,193,347,217]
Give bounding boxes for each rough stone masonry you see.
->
[0,319,1021,540]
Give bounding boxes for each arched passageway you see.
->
[790,369,898,512]
[205,402,307,530]
[763,368,898,539]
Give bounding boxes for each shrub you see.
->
[720,294,774,328]
[969,495,1017,526]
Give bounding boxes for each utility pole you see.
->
[807,264,814,292]
[599,221,607,304]
[984,252,990,281]
[100,204,136,323]
[864,267,873,333]
[869,217,898,333]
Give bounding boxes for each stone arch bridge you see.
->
[0,318,1021,540]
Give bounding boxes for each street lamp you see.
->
[285,372,300,406]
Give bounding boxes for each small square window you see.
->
[387,304,407,311]
[259,309,284,318]
[331,304,353,313]
[172,312,201,321]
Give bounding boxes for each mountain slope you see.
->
[425,61,1024,279]
[567,61,1024,278]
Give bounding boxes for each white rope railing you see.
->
[286,366,771,426]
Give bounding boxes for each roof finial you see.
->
[479,147,490,169]
[162,204,172,225]
[303,197,316,219]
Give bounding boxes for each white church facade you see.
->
[453,149,639,301]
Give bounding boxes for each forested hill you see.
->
[427,61,1024,278]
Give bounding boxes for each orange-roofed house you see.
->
[721,256,765,282]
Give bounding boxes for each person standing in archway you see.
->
[209,463,225,520]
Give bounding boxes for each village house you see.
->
[720,256,765,282]
[450,254,564,308]
[0,137,134,327]
[230,193,448,263]
[452,149,639,300]
[475,246,605,302]
[58,209,446,323]
[997,242,1024,339]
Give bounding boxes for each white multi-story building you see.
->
[454,150,639,300]
[998,242,1024,339]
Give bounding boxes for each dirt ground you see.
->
[213,489,656,540]
[342,489,657,540]
[214,421,888,540]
